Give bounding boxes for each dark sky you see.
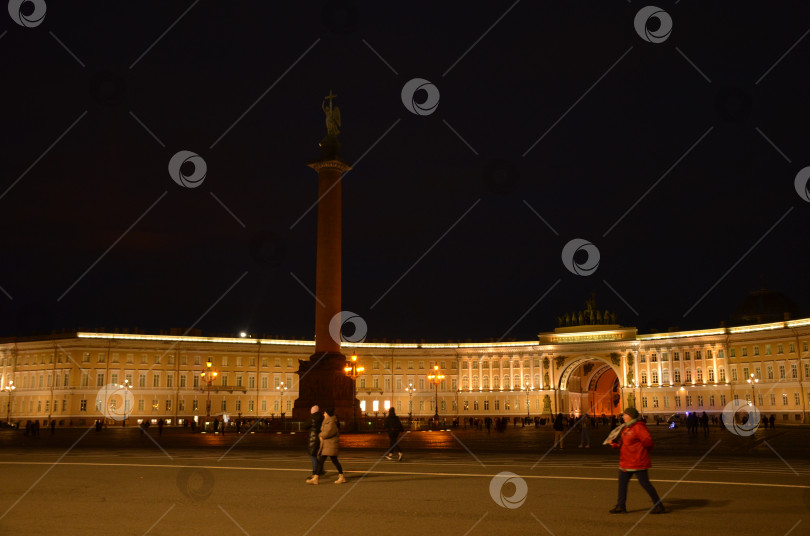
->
[1,1,809,341]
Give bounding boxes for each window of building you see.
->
[674,396,681,407]
[651,353,657,363]
[221,375,228,387]
[167,374,173,388]
[695,350,702,360]
[80,400,87,411]
[770,394,776,406]
[777,344,783,354]
[274,358,281,367]
[96,373,104,386]
[685,395,692,406]
[640,355,646,363]
[166,400,172,411]
[697,369,703,382]
[720,395,726,406]
[236,375,242,387]
[221,400,227,411]
[652,397,659,408]
[193,375,199,388]
[706,349,713,359]
[753,346,760,356]
[719,368,726,382]
[782,394,788,406]
[685,369,692,382]
[153,374,160,387]
[794,393,800,406]
[791,364,798,379]
[235,400,241,411]
[729,348,735,358]
[742,347,748,357]
[673,352,679,361]
[684,352,690,361]
[651,371,658,384]
[709,395,715,407]
[674,369,681,383]
[708,369,715,382]
[642,397,648,408]
[641,371,648,384]
[779,365,786,379]
[179,375,186,387]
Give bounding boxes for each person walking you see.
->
[700,412,709,436]
[553,413,565,449]
[157,418,164,436]
[307,408,346,485]
[302,405,325,480]
[608,407,665,514]
[384,407,405,461]
[578,413,591,448]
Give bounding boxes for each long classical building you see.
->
[2,314,809,427]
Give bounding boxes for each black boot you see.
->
[609,505,627,514]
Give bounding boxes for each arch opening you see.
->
[557,358,621,417]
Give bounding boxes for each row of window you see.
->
[641,392,805,409]
[639,363,809,385]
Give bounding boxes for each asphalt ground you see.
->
[1,425,808,536]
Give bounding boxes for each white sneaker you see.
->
[397,452,403,461]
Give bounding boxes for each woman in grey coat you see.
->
[307,408,346,484]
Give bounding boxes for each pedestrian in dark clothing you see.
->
[608,407,665,514]
[769,414,776,429]
[50,420,56,435]
[700,412,709,436]
[157,418,164,436]
[307,408,346,485]
[302,405,324,480]
[384,407,405,461]
[553,413,564,449]
[213,418,219,433]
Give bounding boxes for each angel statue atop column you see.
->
[322,90,341,138]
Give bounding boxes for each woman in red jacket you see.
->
[609,407,666,514]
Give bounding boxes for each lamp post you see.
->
[523,381,531,418]
[276,381,288,429]
[344,353,364,432]
[406,382,415,425]
[4,380,15,423]
[427,365,445,422]
[119,379,132,426]
[200,358,218,423]
[746,373,758,406]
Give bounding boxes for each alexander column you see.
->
[292,91,355,423]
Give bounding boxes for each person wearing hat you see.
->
[302,405,324,481]
[608,407,665,514]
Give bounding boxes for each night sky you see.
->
[1,1,809,341]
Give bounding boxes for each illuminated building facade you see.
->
[1,317,809,426]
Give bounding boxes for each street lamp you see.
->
[119,379,132,426]
[523,381,531,418]
[276,381,288,426]
[427,365,445,422]
[406,382,415,425]
[344,353,364,432]
[746,373,759,405]
[4,380,16,423]
[200,358,218,422]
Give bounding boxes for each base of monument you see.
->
[292,351,359,426]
